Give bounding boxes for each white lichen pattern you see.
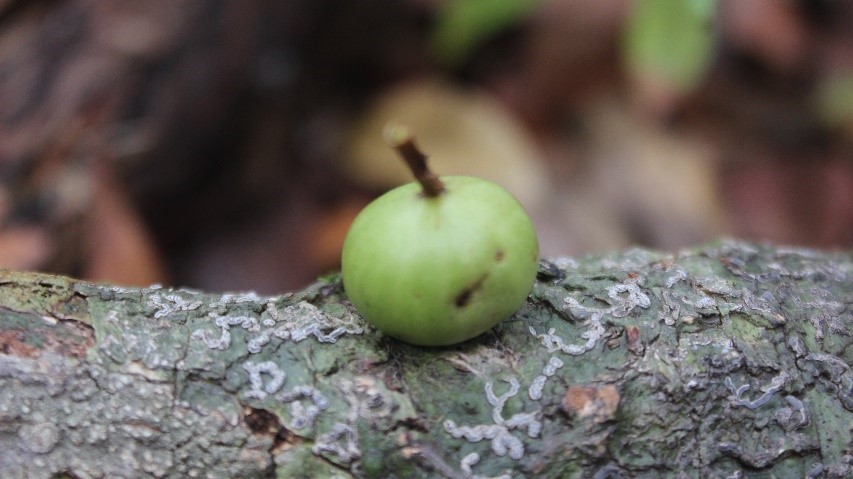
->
[445,276,652,477]
[181,296,372,468]
[724,371,789,410]
[191,300,366,352]
[444,378,541,461]
[242,360,330,430]
[528,356,564,400]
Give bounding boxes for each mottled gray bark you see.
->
[1,240,851,478]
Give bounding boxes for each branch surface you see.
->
[1,240,851,478]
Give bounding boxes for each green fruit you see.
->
[342,129,539,346]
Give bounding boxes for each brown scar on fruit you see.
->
[454,274,488,307]
[562,384,620,423]
[495,249,505,262]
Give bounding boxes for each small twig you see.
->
[383,123,445,197]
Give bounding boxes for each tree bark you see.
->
[1,240,851,478]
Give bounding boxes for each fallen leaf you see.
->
[342,79,551,211]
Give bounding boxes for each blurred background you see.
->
[0,0,850,293]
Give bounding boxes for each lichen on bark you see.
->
[0,240,851,478]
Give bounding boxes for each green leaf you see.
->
[431,0,541,67]
[624,0,719,92]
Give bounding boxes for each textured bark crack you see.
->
[244,406,281,435]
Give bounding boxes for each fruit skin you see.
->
[342,176,539,346]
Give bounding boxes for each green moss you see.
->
[357,423,422,479]
[0,309,34,329]
[275,444,350,479]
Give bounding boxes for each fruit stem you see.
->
[384,123,445,197]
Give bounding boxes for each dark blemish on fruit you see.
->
[495,249,505,262]
[455,274,488,307]
[455,289,474,308]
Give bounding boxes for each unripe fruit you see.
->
[341,126,539,346]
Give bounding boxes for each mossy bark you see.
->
[1,240,851,478]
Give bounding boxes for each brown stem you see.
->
[384,124,445,197]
